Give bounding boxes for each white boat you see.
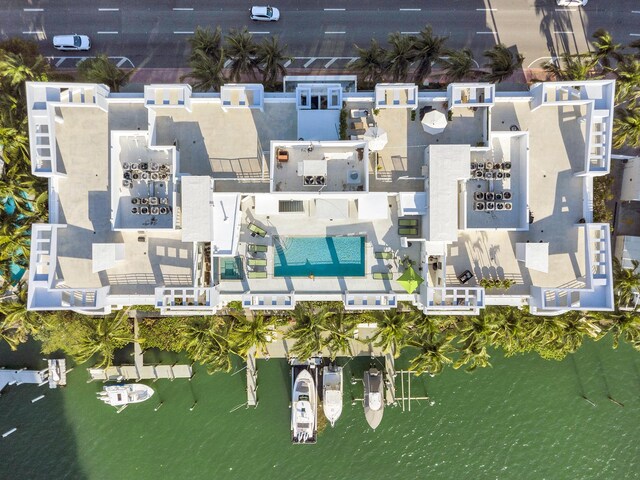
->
[97,383,154,408]
[364,368,384,430]
[292,369,316,443]
[322,366,343,427]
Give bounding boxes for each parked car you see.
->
[250,6,280,21]
[52,34,91,51]
[556,0,588,6]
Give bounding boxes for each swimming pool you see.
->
[274,236,365,277]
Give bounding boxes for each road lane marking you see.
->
[22,31,44,34]
[24,8,44,11]
[174,31,194,34]
[325,31,345,34]
[173,8,194,11]
[632,11,640,13]
[630,34,640,37]
[304,58,317,68]
[401,32,419,35]
[476,31,494,34]
[553,31,574,34]
[98,31,119,34]
[98,8,120,11]
[116,58,128,67]
[324,8,346,11]
[248,31,270,35]
[399,8,421,11]
[554,8,577,11]
[324,58,338,68]
[476,8,497,11]
[284,60,292,68]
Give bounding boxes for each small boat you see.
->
[363,368,384,430]
[97,383,154,408]
[292,369,316,443]
[322,365,343,427]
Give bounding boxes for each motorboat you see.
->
[363,368,384,430]
[97,383,154,408]
[322,366,343,427]
[291,369,316,443]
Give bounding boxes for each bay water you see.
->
[1,337,639,480]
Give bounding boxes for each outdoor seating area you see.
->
[246,246,268,278]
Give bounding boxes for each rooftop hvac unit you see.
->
[485,202,495,211]
[140,206,150,215]
[474,191,485,201]
[474,202,485,211]
[496,202,505,211]
[485,192,495,201]
[505,202,513,210]
[503,190,512,200]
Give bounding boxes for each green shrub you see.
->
[339,106,348,140]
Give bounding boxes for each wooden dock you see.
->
[384,353,397,406]
[87,318,193,382]
[246,349,258,407]
[0,367,48,391]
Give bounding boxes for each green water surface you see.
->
[1,338,639,480]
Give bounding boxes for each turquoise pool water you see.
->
[274,236,365,277]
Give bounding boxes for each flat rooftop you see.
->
[27,79,613,313]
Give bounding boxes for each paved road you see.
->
[4,0,640,69]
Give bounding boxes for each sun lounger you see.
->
[398,219,418,227]
[248,223,267,237]
[373,272,393,280]
[375,251,394,260]
[248,271,268,279]
[398,227,418,236]
[247,258,267,267]
[248,244,268,253]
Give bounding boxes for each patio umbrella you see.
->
[421,109,447,135]
[396,265,424,294]
[363,126,388,151]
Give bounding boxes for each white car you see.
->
[250,6,280,21]
[53,34,91,51]
[556,0,588,6]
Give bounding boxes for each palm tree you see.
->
[352,39,387,85]
[386,32,415,82]
[230,311,281,358]
[77,54,134,92]
[181,49,226,92]
[188,26,223,62]
[323,310,359,361]
[407,318,454,375]
[412,25,448,84]
[613,106,640,149]
[0,51,49,92]
[285,303,333,361]
[612,257,640,308]
[614,58,640,105]
[609,310,640,351]
[372,309,419,357]
[225,27,258,82]
[591,29,623,69]
[256,36,291,89]
[0,283,40,350]
[183,316,238,373]
[441,48,475,82]
[543,53,598,81]
[483,44,523,83]
[70,311,135,367]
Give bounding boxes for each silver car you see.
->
[53,34,91,51]
[250,6,280,21]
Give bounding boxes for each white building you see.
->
[24,78,615,316]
